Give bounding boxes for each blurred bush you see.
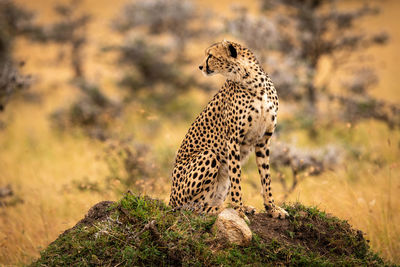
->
[103,137,159,194]
[50,80,121,140]
[107,38,195,95]
[109,0,214,112]
[271,141,341,199]
[28,0,90,79]
[0,0,34,112]
[111,0,204,57]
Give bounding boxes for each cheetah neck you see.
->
[232,62,276,97]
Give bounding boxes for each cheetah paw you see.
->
[266,205,289,219]
[243,205,256,215]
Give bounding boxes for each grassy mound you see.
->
[31,194,394,266]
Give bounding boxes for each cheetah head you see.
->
[198,40,257,82]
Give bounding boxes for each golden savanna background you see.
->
[0,0,399,265]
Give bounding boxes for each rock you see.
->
[214,208,252,246]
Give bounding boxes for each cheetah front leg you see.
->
[227,137,247,219]
[255,132,288,219]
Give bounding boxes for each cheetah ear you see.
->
[228,44,237,58]
[222,39,237,58]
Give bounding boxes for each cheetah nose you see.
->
[199,65,203,70]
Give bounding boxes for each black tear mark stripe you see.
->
[205,55,211,70]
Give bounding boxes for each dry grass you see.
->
[297,122,400,263]
[0,0,399,265]
[0,99,113,264]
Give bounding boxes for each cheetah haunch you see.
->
[169,40,288,219]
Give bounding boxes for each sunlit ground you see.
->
[0,0,399,265]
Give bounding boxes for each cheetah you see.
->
[169,40,288,219]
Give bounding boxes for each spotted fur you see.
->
[169,40,288,219]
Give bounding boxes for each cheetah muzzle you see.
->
[169,40,288,220]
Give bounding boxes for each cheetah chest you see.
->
[240,94,276,162]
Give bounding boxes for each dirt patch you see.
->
[248,209,368,259]
[78,200,115,226]
[249,213,293,244]
[61,200,115,235]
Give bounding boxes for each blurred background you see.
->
[0,0,399,264]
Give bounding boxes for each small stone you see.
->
[214,208,252,246]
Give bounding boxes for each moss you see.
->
[31,194,396,267]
